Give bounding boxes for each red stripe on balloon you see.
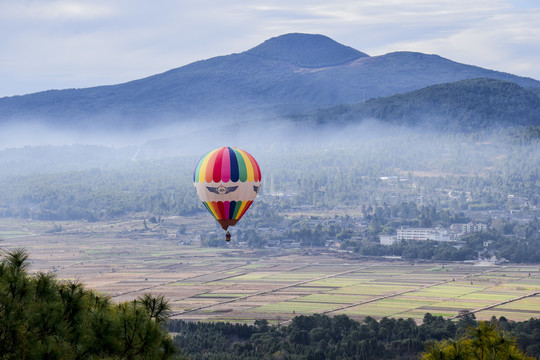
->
[213,147,225,183]
[221,147,231,182]
[223,201,230,220]
[217,201,225,220]
[210,201,221,220]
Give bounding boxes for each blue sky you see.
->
[1,0,539,97]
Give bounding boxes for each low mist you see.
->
[1,112,537,178]
[1,110,538,227]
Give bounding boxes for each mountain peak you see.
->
[245,33,368,68]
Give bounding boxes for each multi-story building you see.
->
[450,222,487,235]
[397,227,451,242]
[380,235,397,246]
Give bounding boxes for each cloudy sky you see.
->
[1,0,539,97]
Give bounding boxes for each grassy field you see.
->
[0,216,539,324]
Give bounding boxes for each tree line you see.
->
[169,312,539,359]
[1,129,538,222]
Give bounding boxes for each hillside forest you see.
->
[1,125,538,263]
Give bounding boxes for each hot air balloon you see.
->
[193,147,261,241]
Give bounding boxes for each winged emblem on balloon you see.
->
[206,185,238,194]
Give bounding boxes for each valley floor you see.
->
[0,215,538,324]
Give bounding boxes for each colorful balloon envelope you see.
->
[194,147,261,231]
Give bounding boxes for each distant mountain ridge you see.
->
[293,78,540,130]
[0,33,539,131]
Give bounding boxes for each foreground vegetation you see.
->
[169,313,539,359]
[0,249,182,359]
[423,321,536,360]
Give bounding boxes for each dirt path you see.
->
[448,290,540,320]
[287,266,507,324]
[111,262,255,299]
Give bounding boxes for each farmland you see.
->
[0,216,539,324]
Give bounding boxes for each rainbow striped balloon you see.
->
[194,147,261,231]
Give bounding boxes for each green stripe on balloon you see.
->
[233,148,247,182]
[203,202,217,220]
[232,201,242,219]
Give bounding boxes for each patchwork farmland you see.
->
[1,216,539,324]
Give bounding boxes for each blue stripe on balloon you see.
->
[229,147,239,182]
[229,201,236,219]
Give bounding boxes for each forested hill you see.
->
[1,33,539,131]
[293,78,540,131]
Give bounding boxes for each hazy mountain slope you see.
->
[295,78,540,130]
[0,33,539,131]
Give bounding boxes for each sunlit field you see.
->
[1,216,538,324]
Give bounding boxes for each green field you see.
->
[0,217,539,324]
[0,230,32,237]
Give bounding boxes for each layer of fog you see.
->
[0,116,409,171]
[1,114,537,179]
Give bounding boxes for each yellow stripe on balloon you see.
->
[198,151,214,183]
[205,202,219,219]
[235,201,248,219]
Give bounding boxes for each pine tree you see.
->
[0,249,184,359]
[422,321,533,360]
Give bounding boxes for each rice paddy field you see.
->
[0,216,539,324]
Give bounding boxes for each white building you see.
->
[450,222,488,235]
[379,235,397,246]
[397,227,451,242]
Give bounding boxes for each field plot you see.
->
[0,217,539,324]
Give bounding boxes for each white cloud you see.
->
[0,1,114,21]
[367,6,540,77]
[0,0,538,97]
